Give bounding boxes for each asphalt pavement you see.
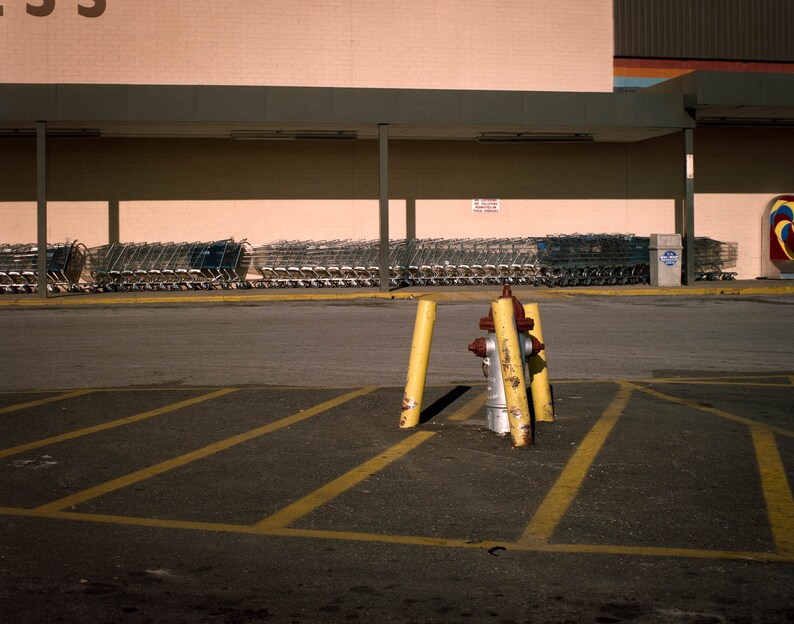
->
[0,283,792,623]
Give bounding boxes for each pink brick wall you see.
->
[0,0,613,91]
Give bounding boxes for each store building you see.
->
[1,0,792,287]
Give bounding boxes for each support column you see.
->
[36,122,48,299]
[676,128,696,285]
[108,200,120,244]
[378,124,390,292]
[406,198,416,241]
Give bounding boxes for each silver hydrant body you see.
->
[469,286,544,435]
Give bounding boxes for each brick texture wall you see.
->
[0,0,613,91]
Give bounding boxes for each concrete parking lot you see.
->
[0,289,792,623]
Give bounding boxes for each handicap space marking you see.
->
[0,390,94,415]
[33,386,376,513]
[0,388,238,459]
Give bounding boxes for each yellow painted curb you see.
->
[0,284,792,307]
[0,291,420,307]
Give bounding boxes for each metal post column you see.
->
[378,124,390,292]
[108,200,120,244]
[36,121,48,299]
[677,128,696,285]
[406,198,416,241]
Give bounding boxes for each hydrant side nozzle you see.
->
[468,338,487,358]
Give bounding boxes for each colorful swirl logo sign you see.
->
[770,195,794,261]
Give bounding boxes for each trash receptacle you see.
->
[650,233,682,287]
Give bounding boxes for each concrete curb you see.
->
[1,283,793,307]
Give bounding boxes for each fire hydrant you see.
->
[468,285,544,436]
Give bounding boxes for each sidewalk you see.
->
[1,278,793,307]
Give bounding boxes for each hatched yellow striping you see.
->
[0,388,237,459]
[34,386,374,512]
[256,431,436,529]
[517,382,633,545]
[0,390,93,415]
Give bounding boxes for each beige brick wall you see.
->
[0,0,613,91]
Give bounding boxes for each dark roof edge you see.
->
[644,70,794,108]
[0,83,693,130]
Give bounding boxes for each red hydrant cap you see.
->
[479,284,535,331]
[468,337,487,357]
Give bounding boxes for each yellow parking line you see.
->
[637,374,792,383]
[446,390,488,421]
[643,381,792,388]
[516,382,633,545]
[1,505,785,562]
[633,384,794,438]
[34,386,375,513]
[0,390,94,415]
[0,388,238,459]
[750,425,794,557]
[256,430,436,529]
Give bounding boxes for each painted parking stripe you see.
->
[0,390,93,415]
[0,388,238,459]
[256,430,436,530]
[445,390,488,421]
[34,386,376,513]
[517,382,633,545]
[2,505,785,562]
[634,384,794,438]
[750,425,794,557]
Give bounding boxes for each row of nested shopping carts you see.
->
[0,242,90,294]
[0,240,251,294]
[87,240,251,292]
[247,235,737,288]
[0,235,737,294]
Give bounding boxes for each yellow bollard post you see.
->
[400,299,437,428]
[491,297,533,446]
[524,302,555,423]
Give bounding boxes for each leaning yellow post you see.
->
[491,297,533,446]
[524,302,555,423]
[400,299,437,428]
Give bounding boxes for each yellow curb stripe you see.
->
[517,382,633,544]
[0,292,419,307]
[256,430,435,529]
[633,384,794,438]
[34,386,375,513]
[0,389,93,415]
[750,426,794,557]
[0,388,237,459]
[446,390,488,421]
[1,284,792,308]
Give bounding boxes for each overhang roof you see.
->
[645,70,794,126]
[0,83,693,142]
